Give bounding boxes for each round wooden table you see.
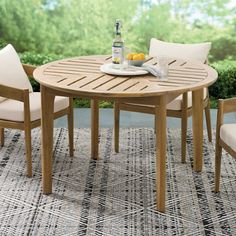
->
[34,55,218,212]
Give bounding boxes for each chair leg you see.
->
[181,114,187,163]
[23,91,32,177]
[68,98,74,157]
[0,128,4,147]
[25,125,32,177]
[205,100,212,142]
[181,92,188,163]
[114,102,120,153]
[215,142,222,192]
[154,113,157,133]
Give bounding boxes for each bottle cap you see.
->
[115,19,122,31]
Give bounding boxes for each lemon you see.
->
[127,53,133,60]
[133,54,142,60]
[139,53,145,60]
[127,52,145,60]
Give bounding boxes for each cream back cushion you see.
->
[0,44,33,103]
[220,124,236,152]
[149,38,211,63]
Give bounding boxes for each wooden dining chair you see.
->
[0,44,74,177]
[215,98,236,192]
[114,38,212,163]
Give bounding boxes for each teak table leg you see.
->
[192,88,203,172]
[91,99,99,160]
[41,85,55,194]
[114,101,120,153]
[0,128,4,147]
[155,95,167,212]
[68,97,74,157]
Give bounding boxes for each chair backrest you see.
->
[0,44,33,103]
[149,38,211,63]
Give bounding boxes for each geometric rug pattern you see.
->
[0,128,235,236]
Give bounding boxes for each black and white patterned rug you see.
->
[0,128,235,236]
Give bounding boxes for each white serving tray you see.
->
[100,63,148,76]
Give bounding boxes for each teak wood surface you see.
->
[0,64,74,177]
[33,55,218,212]
[215,98,236,192]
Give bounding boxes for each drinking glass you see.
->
[122,47,131,70]
[157,56,169,80]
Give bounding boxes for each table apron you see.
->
[40,85,183,106]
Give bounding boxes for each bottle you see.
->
[112,19,124,68]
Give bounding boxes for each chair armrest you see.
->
[218,98,236,114]
[216,97,236,142]
[22,64,37,77]
[0,84,28,102]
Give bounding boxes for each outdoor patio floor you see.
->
[1,109,236,235]
[54,108,236,129]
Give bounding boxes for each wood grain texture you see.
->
[215,98,236,192]
[68,98,74,157]
[192,88,204,172]
[114,102,120,153]
[0,64,73,178]
[22,64,37,77]
[155,96,167,212]
[34,56,217,99]
[40,85,55,194]
[91,99,99,160]
[23,90,32,177]
[0,128,4,147]
[181,92,188,163]
[33,55,218,213]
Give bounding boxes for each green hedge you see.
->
[20,52,63,92]
[20,51,236,108]
[20,52,63,66]
[209,60,236,99]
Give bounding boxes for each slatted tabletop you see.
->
[34,55,218,213]
[34,55,217,98]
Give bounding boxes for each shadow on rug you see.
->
[0,128,235,236]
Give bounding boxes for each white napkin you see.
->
[141,65,161,77]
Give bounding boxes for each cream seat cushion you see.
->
[125,88,207,111]
[0,44,33,103]
[0,92,69,122]
[220,124,236,152]
[149,38,211,63]
[167,88,208,110]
